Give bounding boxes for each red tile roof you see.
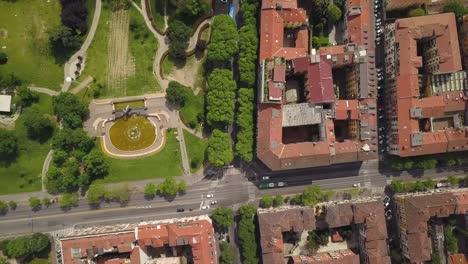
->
[346,0,371,47]
[262,0,298,9]
[392,13,468,157]
[448,254,468,264]
[273,65,286,82]
[290,249,360,264]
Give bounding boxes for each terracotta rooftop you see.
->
[258,200,390,264]
[390,13,467,157]
[289,249,360,264]
[395,189,468,263]
[60,216,217,264]
[448,254,468,264]
[262,0,298,9]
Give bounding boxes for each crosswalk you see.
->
[247,184,256,202]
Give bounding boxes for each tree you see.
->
[29,197,41,210]
[390,179,406,193]
[16,86,39,107]
[235,88,254,162]
[208,15,239,63]
[157,176,179,197]
[327,4,342,24]
[408,7,426,17]
[181,0,209,17]
[167,20,191,58]
[59,193,79,209]
[49,25,82,50]
[260,195,273,208]
[302,185,326,206]
[178,180,187,194]
[0,200,7,215]
[166,81,189,106]
[207,130,233,167]
[443,0,468,17]
[445,225,458,254]
[447,176,459,187]
[0,72,21,88]
[273,195,283,207]
[206,69,237,126]
[52,128,94,153]
[53,150,68,166]
[144,183,156,198]
[238,204,258,264]
[52,93,88,129]
[8,200,17,211]
[0,129,18,162]
[87,184,107,205]
[220,241,235,264]
[6,233,50,259]
[42,197,50,207]
[83,149,109,180]
[211,206,234,231]
[22,107,54,142]
[60,0,88,34]
[0,52,7,64]
[422,178,435,190]
[110,184,131,203]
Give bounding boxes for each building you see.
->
[258,199,391,264]
[59,216,217,264]
[463,15,468,70]
[257,0,378,171]
[0,94,11,113]
[384,13,468,157]
[394,188,468,263]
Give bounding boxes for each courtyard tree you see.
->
[22,106,54,142]
[15,86,39,107]
[167,20,191,58]
[8,201,17,211]
[0,129,18,162]
[443,0,468,17]
[211,206,234,231]
[390,179,406,193]
[87,184,107,205]
[327,4,342,24]
[408,7,426,17]
[302,185,329,206]
[59,193,79,209]
[207,129,233,167]
[52,92,88,129]
[144,183,156,198]
[206,69,236,126]
[52,128,94,154]
[83,149,109,180]
[0,52,7,65]
[208,15,239,63]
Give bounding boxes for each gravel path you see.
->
[28,86,59,96]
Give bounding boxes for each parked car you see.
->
[436,182,449,188]
[206,194,214,198]
[352,183,361,187]
[177,208,185,212]
[202,205,210,210]
[268,182,276,188]
[278,182,287,187]
[262,176,270,180]
[210,200,217,205]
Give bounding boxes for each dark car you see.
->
[176,208,185,212]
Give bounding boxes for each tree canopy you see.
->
[49,25,82,50]
[167,20,191,58]
[238,204,258,264]
[0,52,7,65]
[166,81,189,106]
[327,4,342,24]
[207,129,233,167]
[83,149,109,180]
[206,69,236,126]
[443,0,468,17]
[207,15,239,63]
[16,86,39,107]
[211,206,235,231]
[22,106,54,142]
[52,128,94,153]
[0,72,21,88]
[157,176,185,197]
[5,233,50,259]
[235,88,254,162]
[144,183,156,198]
[220,241,235,264]
[260,195,273,208]
[52,92,88,129]
[407,7,426,17]
[0,129,18,162]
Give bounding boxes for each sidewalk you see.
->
[0,173,205,205]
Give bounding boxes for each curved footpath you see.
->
[62,0,102,92]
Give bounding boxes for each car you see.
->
[201,205,210,210]
[379,140,384,144]
[436,182,449,188]
[386,215,392,220]
[176,208,185,212]
[210,200,217,205]
[206,194,214,198]
[278,182,286,187]
[268,182,276,188]
[262,176,270,180]
[385,209,392,216]
[352,183,361,187]
[384,201,390,207]
[379,127,385,131]
[383,196,390,203]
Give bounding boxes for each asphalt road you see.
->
[0,164,466,237]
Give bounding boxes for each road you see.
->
[0,164,466,237]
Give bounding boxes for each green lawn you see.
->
[183,130,207,173]
[114,100,145,110]
[75,4,160,98]
[0,0,64,90]
[85,0,96,30]
[180,91,204,130]
[96,129,182,183]
[162,55,174,76]
[0,94,54,195]
[149,0,166,32]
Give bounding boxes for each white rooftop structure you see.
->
[0,95,12,113]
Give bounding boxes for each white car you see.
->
[210,200,217,205]
[278,182,285,187]
[352,183,360,187]
[201,205,210,210]
[262,176,270,180]
[206,194,214,198]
